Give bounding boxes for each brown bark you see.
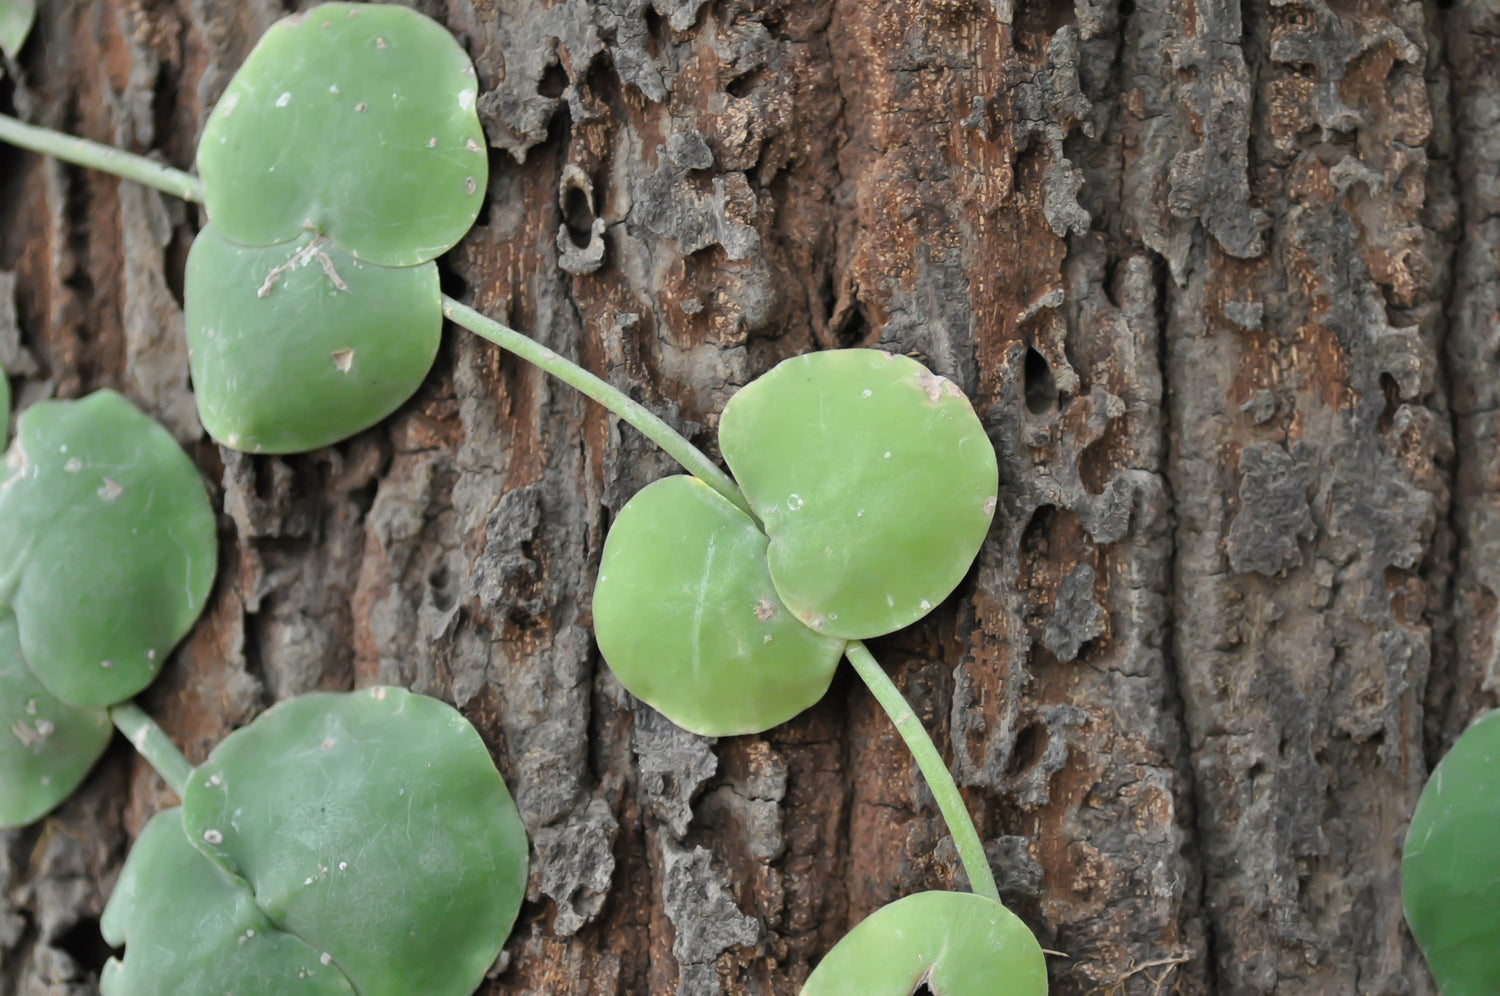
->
[0,0,1492,994]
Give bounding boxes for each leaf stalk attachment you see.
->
[109,702,191,797]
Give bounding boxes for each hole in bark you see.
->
[429,564,457,612]
[835,305,870,349]
[1006,721,1048,778]
[1023,348,1056,414]
[562,183,595,249]
[539,62,568,99]
[1377,372,1400,433]
[642,6,664,57]
[727,69,762,99]
[56,915,117,975]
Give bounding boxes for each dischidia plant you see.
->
[0,370,530,994]
[0,3,1047,993]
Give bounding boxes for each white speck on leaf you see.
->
[276,92,291,108]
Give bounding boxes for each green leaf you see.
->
[719,350,998,640]
[181,687,529,996]
[197,1,487,268]
[593,475,846,736]
[1403,709,1500,996]
[0,613,112,829]
[0,390,217,707]
[801,891,1048,996]
[0,0,35,61]
[185,222,442,453]
[101,808,358,996]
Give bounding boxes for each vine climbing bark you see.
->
[0,0,1491,994]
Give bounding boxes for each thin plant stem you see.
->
[442,296,752,518]
[844,640,1001,903]
[0,113,204,203]
[450,294,998,901]
[109,702,192,797]
[0,116,1000,904]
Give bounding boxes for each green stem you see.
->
[844,640,1000,903]
[445,296,997,902]
[109,702,192,797]
[0,113,204,203]
[0,116,997,903]
[442,295,752,518]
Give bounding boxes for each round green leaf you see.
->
[719,350,999,640]
[802,891,1048,996]
[197,1,487,267]
[181,687,529,996]
[0,390,217,707]
[0,613,111,829]
[185,222,441,453]
[1403,709,1500,995]
[101,808,357,996]
[593,475,845,736]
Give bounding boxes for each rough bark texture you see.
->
[0,0,1493,993]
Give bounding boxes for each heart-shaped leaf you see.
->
[0,390,217,707]
[101,808,357,996]
[0,613,111,829]
[197,1,486,268]
[719,350,998,639]
[801,891,1048,996]
[1403,709,1500,995]
[185,223,442,453]
[593,475,846,736]
[180,687,529,996]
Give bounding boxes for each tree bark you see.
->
[0,0,1491,994]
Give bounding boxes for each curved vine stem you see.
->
[442,297,752,518]
[0,114,204,203]
[109,702,191,797]
[0,116,1000,905]
[844,640,999,902]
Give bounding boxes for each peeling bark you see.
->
[0,0,1490,994]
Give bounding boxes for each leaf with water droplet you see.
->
[179,687,529,996]
[801,891,1047,996]
[101,807,358,996]
[185,224,441,453]
[0,391,217,707]
[1403,709,1500,996]
[197,2,486,267]
[0,613,111,829]
[593,475,845,735]
[719,350,998,639]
